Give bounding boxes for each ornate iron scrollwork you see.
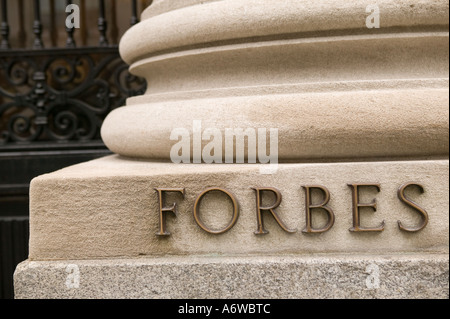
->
[0,47,146,145]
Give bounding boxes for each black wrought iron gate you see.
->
[0,0,149,299]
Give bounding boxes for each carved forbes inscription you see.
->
[155,182,428,237]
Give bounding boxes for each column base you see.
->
[27,156,449,260]
[17,156,449,298]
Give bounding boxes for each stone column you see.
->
[14,0,449,299]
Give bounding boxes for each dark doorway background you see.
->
[0,0,150,299]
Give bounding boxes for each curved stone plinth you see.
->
[102,0,449,161]
[102,88,448,161]
[122,0,448,66]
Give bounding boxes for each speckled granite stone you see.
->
[14,254,449,299]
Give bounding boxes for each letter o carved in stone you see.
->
[193,188,239,234]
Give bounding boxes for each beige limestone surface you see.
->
[123,0,449,65]
[29,156,448,261]
[102,88,449,160]
[103,0,449,161]
[143,0,219,18]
